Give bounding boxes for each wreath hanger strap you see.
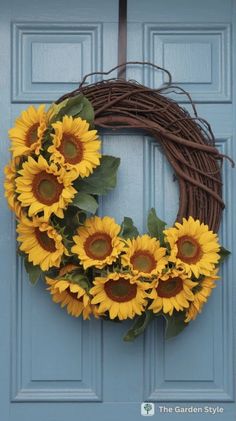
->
[117,0,127,79]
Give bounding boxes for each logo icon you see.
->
[141,402,155,416]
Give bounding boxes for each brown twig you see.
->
[56,64,234,232]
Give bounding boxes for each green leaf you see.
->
[72,275,91,291]
[47,98,69,122]
[49,97,82,123]
[147,208,166,245]
[75,155,120,195]
[219,246,231,263]
[123,311,153,341]
[77,96,95,124]
[61,272,91,291]
[24,259,42,285]
[62,207,87,232]
[163,311,188,339]
[120,217,139,239]
[49,94,94,125]
[71,192,98,214]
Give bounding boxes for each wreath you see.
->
[4,62,232,341]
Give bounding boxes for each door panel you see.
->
[12,262,102,402]
[127,0,235,417]
[12,22,104,103]
[0,0,235,420]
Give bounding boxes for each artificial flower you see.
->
[49,115,101,178]
[46,280,91,319]
[71,216,125,269]
[15,155,77,220]
[164,216,220,278]
[17,216,68,271]
[8,105,47,158]
[121,234,167,277]
[148,271,196,316]
[90,272,150,320]
[185,270,219,322]
[4,159,23,218]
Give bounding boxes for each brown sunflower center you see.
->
[32,171,63,205]
[26,123,39,146]
[130,250,156,273]
[66,289,82,301]
[84,233,112,260]
[104,278,137,302]
[59,135,84,164]
[177,235,202,264]
[157,277,183,298]
[35,228,56,252]
[59,264,80,277]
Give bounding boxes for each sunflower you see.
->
[45,265,96,319]
[90,272,150,320]
[15,155,77,220]
[185,270,219,322]
[17,216,68,271]
[164,217,220,278]
[71,216,125,269]
[121,234,167,278]
[48,115,101,178]
[4,159,23,219]
[148,271,196,316]
[8,105,48,158]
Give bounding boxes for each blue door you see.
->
[0,0,235,420]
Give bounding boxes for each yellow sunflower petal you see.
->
[4,160,23,218]
[121,234,168,278]
[9,105,48,158]
[45,275,92,318]
[149,269,195,316]
[15,155,76,221]
[17,216,67,271]
[185,270,219,322]
[90,272,149,321]
[49,115,101,177]
[71,216,125,269]
[164,217,220,278]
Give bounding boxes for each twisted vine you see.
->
[57,62,234,232]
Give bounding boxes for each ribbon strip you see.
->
[118,0,127,79]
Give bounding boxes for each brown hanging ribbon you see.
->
[117,0,127,79]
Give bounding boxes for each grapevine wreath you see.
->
[4,62,233,340]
